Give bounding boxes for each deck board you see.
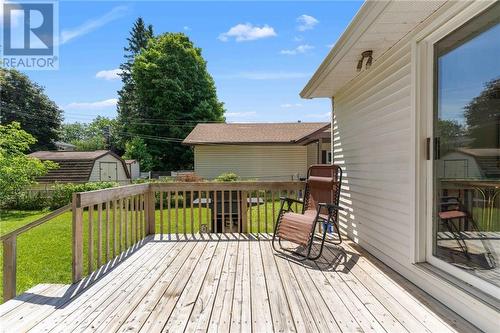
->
[0,234,480,333]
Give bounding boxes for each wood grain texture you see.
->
[1,235,477,333]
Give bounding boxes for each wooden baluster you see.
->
[222,190,225,233]
[105,201,110,262]
[264,191,268,233]
[97,203,102,268]
[135,195,139,242]
[272,191,276,230]
[88,205,94,274]
[72,193,83,283]
[214,191,218,233]
[113,199,117,258]
[249,191,253,233]
[205,191,209,232]
[167,191,171,234]
[175,191,179,235]
[133,195,137,243]
[160,191,164,235]
[198,190,202,233]
[139,194,146,239]
[119,198,123,253]
[237,190,241,233]
[190,191,194,235]
[3,236,17,302]
[183,191,187,234]
[257,190,261,234]
[229,190,233,234]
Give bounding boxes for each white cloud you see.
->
[60,6,127,45]
[280,44,314,55]
[183,26,191,31]
[280,103,303,108]
[297,14,319,31]
[96,68,122,80]
[64,98,118,110]
[218,23,277,42]
[217,71,310,80]
[293,35,304,42]
[326,43,334,49]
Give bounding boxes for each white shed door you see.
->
[100,162,117,181]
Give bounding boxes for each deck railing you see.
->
[1,204,72,301]
[2,181,304,301]
[71,181,304,283]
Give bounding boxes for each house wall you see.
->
[331,2,498,331]
[306,141,319,168]
[127,162,141,180]
[194,145,307,180]
[89,154,130,183]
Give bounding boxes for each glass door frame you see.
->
[416,0,500,298]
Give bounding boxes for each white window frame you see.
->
[415,0,500,298]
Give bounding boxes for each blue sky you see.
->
[24,1,362,124]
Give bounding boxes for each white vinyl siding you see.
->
[194,145,307,180]
[89,154,129,182]
[306,142,319,169]
[334,41,412,263]
[331,3,499,331]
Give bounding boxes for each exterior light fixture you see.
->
[356,50,373,71]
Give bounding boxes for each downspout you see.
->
[331,97,334,165]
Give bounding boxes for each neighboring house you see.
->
[301,1,499,331]
[54,141,76,151]
[125,159,141,180]
[29,150,131,184]
[183,122,331,180]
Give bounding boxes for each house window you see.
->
[432,4,500,289]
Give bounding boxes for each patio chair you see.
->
[272,164,343,260]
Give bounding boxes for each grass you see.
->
[0,199,300,301]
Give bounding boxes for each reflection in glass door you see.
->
[433,5,500,287]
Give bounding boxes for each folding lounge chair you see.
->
[272,164,343,260]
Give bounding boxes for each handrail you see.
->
[1,203,71,302]
[0,204,71,242]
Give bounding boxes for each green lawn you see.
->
[0,199,299,301]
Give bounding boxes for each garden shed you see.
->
[29,150,131,184]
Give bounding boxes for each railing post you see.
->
[3,236,17,302]
[147,189,156,235]
[72,193,83,283]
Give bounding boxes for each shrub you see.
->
[214,172,239,182]
[49,182,118,209]
[7,191,49,210]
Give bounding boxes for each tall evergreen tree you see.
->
[0,68,62,150]
[116,18,154,151]
[131,33,225,170]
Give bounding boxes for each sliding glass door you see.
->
[433,4,500,287]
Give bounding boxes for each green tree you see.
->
[60,117,119,151]
[131,33,225,170]
[0,68,63,150]
[116,17,154,152]
[0,122,57,205]
[122,137,154,172]
[464,78,500,148]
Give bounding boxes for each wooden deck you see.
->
[0,234,480,333]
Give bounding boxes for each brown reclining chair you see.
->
[272,164,343,260]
